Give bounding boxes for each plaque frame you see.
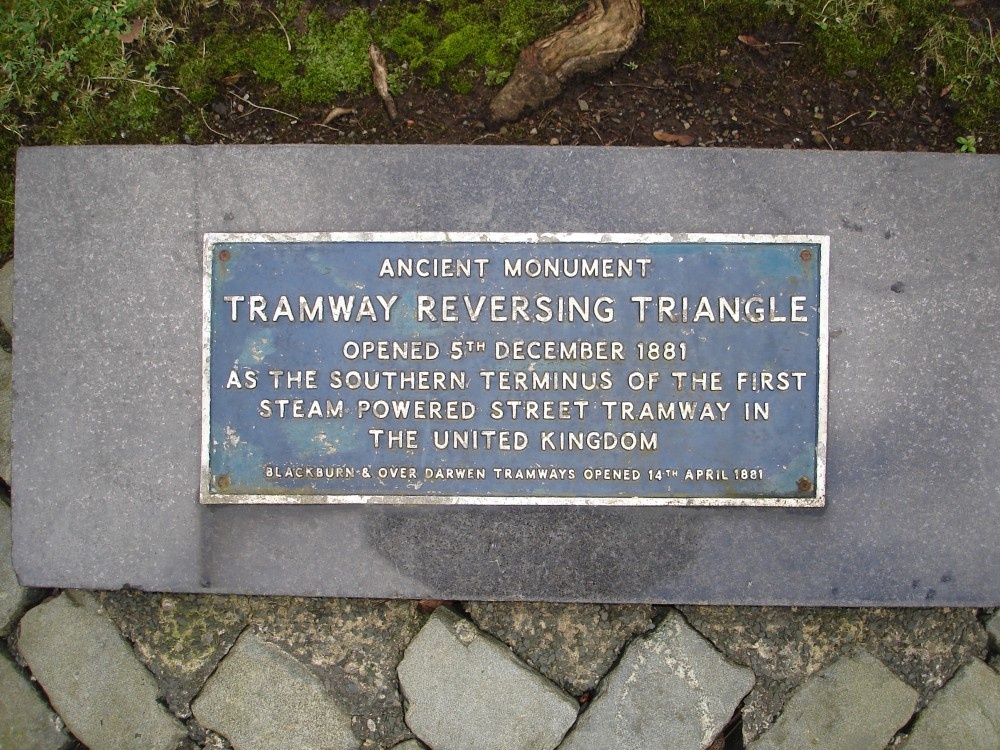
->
[200,232,830,508]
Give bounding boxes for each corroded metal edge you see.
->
[200,232,830,508]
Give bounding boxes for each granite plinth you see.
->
[12,145,1000,604]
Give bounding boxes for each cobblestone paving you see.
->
[2,568,996,750]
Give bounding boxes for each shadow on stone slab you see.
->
[367,506,704,601]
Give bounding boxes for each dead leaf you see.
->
[416,599,450,613]
[653,130,696,146]
[737,34,765,49]
[950,0,978,6]
[322,106,354,125]
[940,83,954,98]
[221,73,243,86]
[118,17,143,44]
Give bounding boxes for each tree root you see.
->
[490,0,643,123]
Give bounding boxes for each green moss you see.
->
[376,0,572,92]
[296,8,373,103]
[249,33,299,88]
[172,8,371,107]
[106,83,163,136]
[175,53,215,108]
[380,4,440,63]
[0,0,996,160]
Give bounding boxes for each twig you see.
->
[266,8,292,52]
[229,90,299,123]
[733,104,781,127]
[589,123,604,144]
[593,82,673,91]
[535,107,557,130]
[829,111,861,130]
[92,75,193,105]
[200,108,230,140]
[311,122,345,133]
[230,90,343,132]
[814,129,834,150]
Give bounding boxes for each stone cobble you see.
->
[559,609,754,750]
[0,582,996,749]
[987,610,1000,650]
[16,591,187,750]
[899,658,1000,750]
[397,606,579,750]
[0,650,70,750]
[1,499,39,636]
[679,604,988,743]
[192,629,358,750]
[745,651,917,750]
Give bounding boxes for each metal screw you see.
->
[216,474,231,490]
[797,477,813,493]
[218,249,231,262]
[800,249,812,261]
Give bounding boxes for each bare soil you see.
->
[199,18,985,153]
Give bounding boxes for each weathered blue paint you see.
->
[205,237,825,503]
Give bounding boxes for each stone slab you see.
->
[12,144,1000,604]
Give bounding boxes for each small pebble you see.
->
[577,99,589,112]
[550,137,559,145]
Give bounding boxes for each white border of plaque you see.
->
[201,233,829,508]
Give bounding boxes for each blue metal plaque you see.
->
[201,233,828,506]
